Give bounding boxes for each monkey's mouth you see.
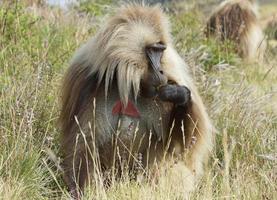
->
[156,79,176,90]
[139,77,179,100]
[156,83,167,91]
[139,70,169,99]
[140,82,159,98]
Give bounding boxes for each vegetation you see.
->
[0,0,276,199]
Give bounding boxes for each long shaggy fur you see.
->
[60,4,213,197]
[264,14,277,40]
[206,0,266,61]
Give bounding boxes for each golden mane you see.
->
[60,4,171,135]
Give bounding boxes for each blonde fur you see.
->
[60,4,213,197]
[206,0,266,61]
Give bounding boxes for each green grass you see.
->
[0,1,276,199]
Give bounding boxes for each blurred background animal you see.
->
[206,0,266,61]
[264,14,277,40]
[60,4,213,199]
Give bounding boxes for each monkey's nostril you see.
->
[159,70,164,74]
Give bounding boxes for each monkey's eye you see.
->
[157,41,165,45]
[146,42,166,52]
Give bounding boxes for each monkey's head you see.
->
[89,4,172,105]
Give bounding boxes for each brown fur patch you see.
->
[206,0,265,60]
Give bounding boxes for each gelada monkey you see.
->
[206,0,266,61]
[60,4,213,199]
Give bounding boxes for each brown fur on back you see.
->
[206,0,266,60]
[206,3,256,42]
[265,15,277,40]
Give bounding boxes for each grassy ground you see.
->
[0,1,276,199]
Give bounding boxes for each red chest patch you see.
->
[112,100,140,118]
